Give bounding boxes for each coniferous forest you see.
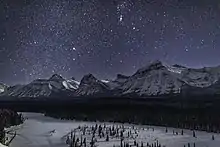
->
[0,96,218,133]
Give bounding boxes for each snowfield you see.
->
[6,113,220,147]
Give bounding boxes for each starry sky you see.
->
[1,0,220,85]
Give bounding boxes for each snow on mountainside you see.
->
[101,79,110,83]
[1,74,76,98]
[1,61,220,98]
[0,83,7,93]
[119,61,220,97]
[180,66,220,87]
[181,77,220,96]
[76,74,110,96]
[1,84,24,97]
[165,64,185,74]
[120,61,185,96]
[66,77,80,90]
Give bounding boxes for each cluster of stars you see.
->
[0,0,220,85]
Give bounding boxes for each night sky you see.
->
[1,0,220,85]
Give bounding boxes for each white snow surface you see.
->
[0,143,7,147]
[6,113,220,147]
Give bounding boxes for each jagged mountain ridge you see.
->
[75,74,111,96]
[1,74,80,98]
[1,61,220,98]
[120,61,185,96]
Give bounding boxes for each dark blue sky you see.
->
[1,0,220,85]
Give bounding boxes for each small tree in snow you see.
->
[106,134,109,141]
[141,142,144,147]
[193,131,196,138]
[212,135,215,140]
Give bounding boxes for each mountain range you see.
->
[1,60,220,98]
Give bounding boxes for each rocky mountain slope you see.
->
[120,61,185,96]
[1,61,220,98]
[75,74,110,96]
[1,74,79,98]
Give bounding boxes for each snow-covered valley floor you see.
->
[5,113,220,147]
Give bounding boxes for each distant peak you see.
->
[49,74,64,81]
[81,74,97,84]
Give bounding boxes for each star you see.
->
[119,15,123,22]
[0,0,220,85]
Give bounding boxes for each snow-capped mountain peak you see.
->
[120,61,185,96]
[1,74,74,98]
[0,83,7,93]
[49,74,64,81]
[76,74,110,96]
[81,74,98,84]
[2,61,220,98]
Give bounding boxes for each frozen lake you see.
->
[6,113,220,147]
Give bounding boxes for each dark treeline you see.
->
[1,96,220,133]
[0,109,23,144]
[42,96,220,133]
[46,104,220,133]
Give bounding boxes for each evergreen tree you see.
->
[90,137,95,147]
[141,142,144,147]
[80,135,83,146]
[83,138,86,147]
[193,131,196,138]
[125,143,129,147]
[66,136,70,145]
[134,140,137,146]
[106,134,109,141]
[120,138,123,147]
